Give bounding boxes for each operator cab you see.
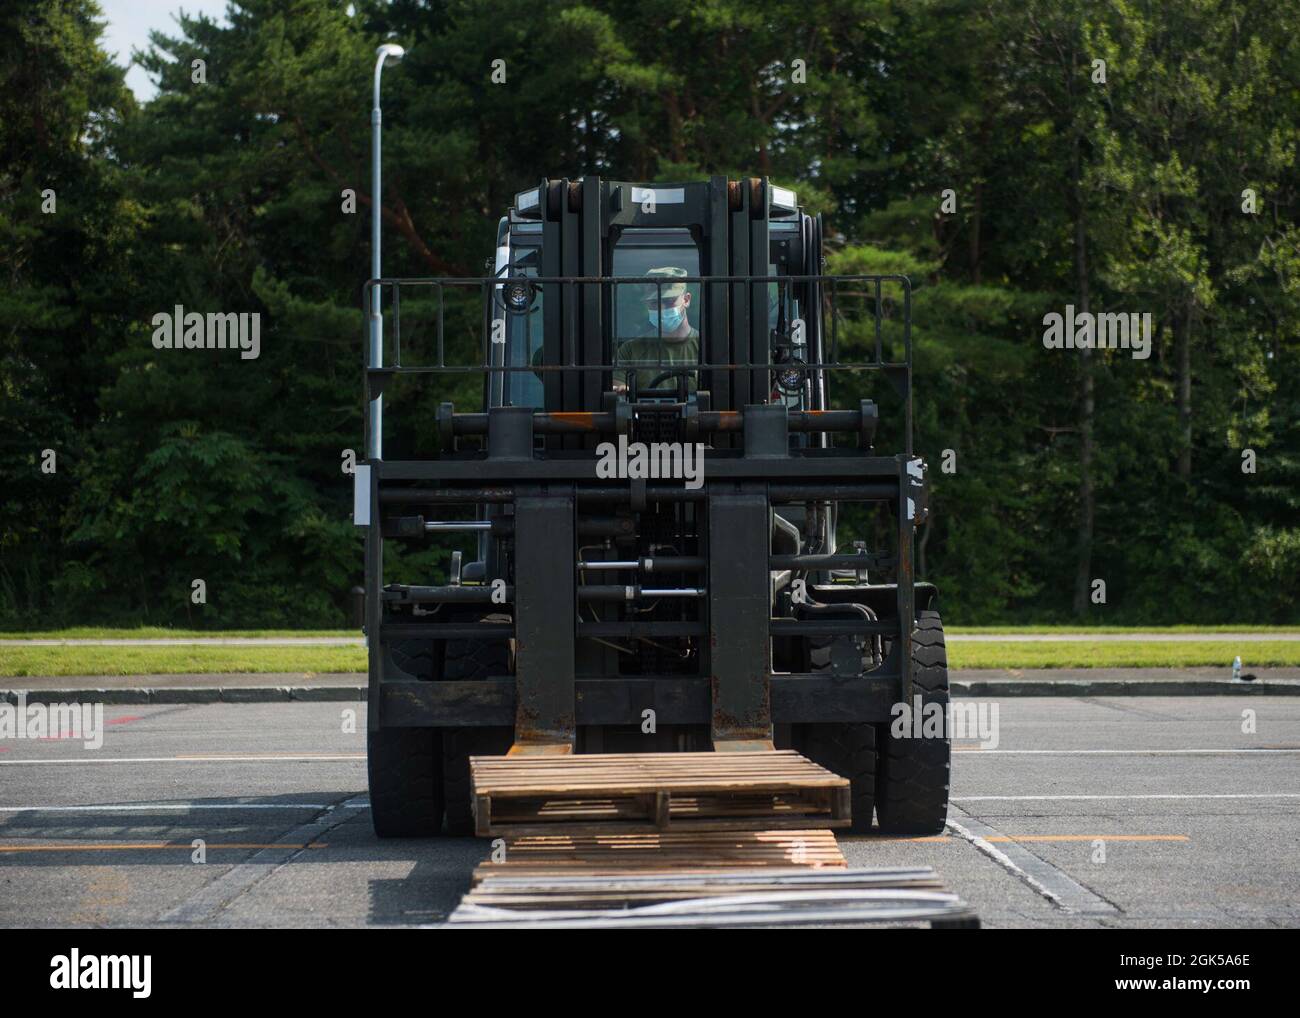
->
[485,177,822,420]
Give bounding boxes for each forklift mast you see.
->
[361,175,926,755]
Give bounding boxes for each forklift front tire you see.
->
[441,612,515,836]
[874,609,951,835]
[367,727,445,838]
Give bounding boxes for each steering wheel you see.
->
[645,369,681,390]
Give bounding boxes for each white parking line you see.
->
[953,793,1300,801]
[953,748,1300,755]
[0,802,371,813]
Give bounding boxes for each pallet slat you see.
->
[446,866,980,928]
[451,752,979,928]
[469,750,851,837]
[473,829,846,884]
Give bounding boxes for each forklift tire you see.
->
[390,640,435,680]
[442,613,514,836]
[799,628,877,833]
[874,609,951,836]
[367,726,444,838]
[797,722,876,834]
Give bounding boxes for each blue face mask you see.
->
[649,304,685,331]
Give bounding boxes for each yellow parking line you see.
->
[985,834,1188,843]
[870,834,1188,844]
[171,753,364,761]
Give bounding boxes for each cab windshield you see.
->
[498,228,805,406]
[611,230,702,396]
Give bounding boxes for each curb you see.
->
[2,681,1298,705]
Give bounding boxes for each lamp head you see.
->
[377,43,405,66]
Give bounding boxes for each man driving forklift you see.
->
[613,266,700,394]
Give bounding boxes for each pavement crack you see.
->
[1076,697,1174,721]
[947,806,1123,917]
[157,792,365,925]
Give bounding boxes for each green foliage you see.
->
[1,0,1297,627]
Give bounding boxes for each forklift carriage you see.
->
[359,176,951,838]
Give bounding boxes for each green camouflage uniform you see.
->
[616,265,700,393]
[615,327,700,393]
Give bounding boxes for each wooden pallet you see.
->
[468,750,851,837]
[446,866,980,928]
[472,829,846,883]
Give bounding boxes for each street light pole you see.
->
[369,43,405,461]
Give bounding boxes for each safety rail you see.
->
[363,273,910,368]
[362,271,913,459]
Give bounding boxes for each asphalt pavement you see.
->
[1,696,1296,928]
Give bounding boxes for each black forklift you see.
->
[359,176,950,838]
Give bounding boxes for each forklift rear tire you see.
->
[367,727,444,838]
[797,722,876,834]
[874,609,951,836]
[390,639,436,680]
[442,613,514,836]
